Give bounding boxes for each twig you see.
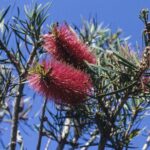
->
[0,40,20,73]
[10,42,40,150]
[45,138,51,150]
[95,113,108,150]
[98,81,136,98]
[81,129,99,150]
[98,135,107,150]
[113,90,129,119]
[56,117,71,150]
[36,98,47,150]
[22,44,39,77]
[26,44,39,69]
[10,81,24,150]
[124,107,139,139]
[142,133,150,150]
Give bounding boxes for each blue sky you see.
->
[49,0,150,44]
[1,0,150,149]
[2,0,150,43]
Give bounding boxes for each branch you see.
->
[45,138,51,150]
[95,113,108,150]
[113,90,129,119]
[142,133,150,150]
[71,119,82,148]
[81,129,99,150]
[0,41,20,73]
[36,98,47,150]
[10,81,24,150]
[23,43,40,77]
[10,42,40,150]
[124,107,139,139]
[98,135,107,150]
[98,81,136,98]
[26,43,39,69]
[56,117,71,150]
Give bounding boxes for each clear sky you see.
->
[1,0,150,149]
[49,0,150,45]
[2,0,150,43]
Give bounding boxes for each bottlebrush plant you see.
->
[0,2,149,150]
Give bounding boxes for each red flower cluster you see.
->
[28,23,96,105]
[42,24,96,67]
[28,60,92,105]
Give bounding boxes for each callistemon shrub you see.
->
[27,60,92,105]
[42,24,96,67]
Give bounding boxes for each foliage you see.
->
[0,2,149,150]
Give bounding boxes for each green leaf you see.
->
[0,6,10,23]
[129,129,140,140]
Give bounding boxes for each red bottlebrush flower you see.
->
[27,60,92,105]
[42,24,96,67]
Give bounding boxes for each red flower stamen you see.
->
[42,24,96,67]
[28,60,92,105]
